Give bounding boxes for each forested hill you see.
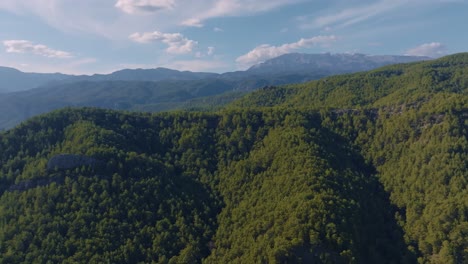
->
[230,52,468,263]
[0,108,414,263]
[0,53,466,263]
[232,52,468,109]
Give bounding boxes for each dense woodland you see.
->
[0,53,466,263]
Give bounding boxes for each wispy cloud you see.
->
[129,31,198,54]
[3,40,73,58]
[236,35,337,68]
[182,0,304,27]
[181,18,204,28]
[307,0,405,29]
[0,0,304,38]
[302,0,464,29]
[0,0,130,39]
[405,42,447,57]
[115,0,175,14]
[214,27,224,32]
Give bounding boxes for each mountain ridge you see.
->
[0,53,430,93]
[0,66,69,93]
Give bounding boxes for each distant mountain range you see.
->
[0,53,432,129]
[68,68,219,83]
[0,53,431,93]
[0,66,219,93]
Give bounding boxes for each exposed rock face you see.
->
[8,177,64,192]
[47,154,99,171]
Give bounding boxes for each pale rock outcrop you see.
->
[47,154,99,171]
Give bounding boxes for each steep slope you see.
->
[319,105,467,263]
[230,53,468,263]
[205,111,411,263]
[0,108,409,263]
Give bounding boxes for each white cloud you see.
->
[3,40,73,58]
[129,31,198,54]
[115,0,175,14]
[195,47,215,58]
[207,46,215,56]
[405,42,447,57]
[181,18,204,27]
[236,35,337,68]
[214,27,224,32]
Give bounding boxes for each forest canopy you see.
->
[0,53,467,263]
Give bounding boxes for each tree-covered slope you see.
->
[229,53,468,263]
[0,108,412,263]
[205,111,411,263]
[0,53,466,263]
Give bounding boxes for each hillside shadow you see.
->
[308,119,417,263]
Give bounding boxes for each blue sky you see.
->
[0,0,467,74]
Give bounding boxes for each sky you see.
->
[0,0,467,74]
